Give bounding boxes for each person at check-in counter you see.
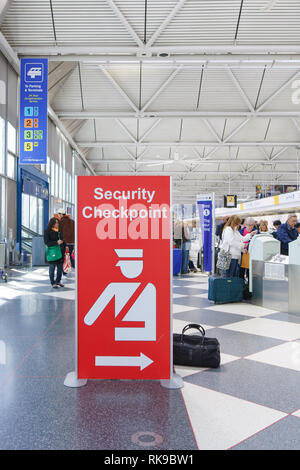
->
[295,222,300,236]
[220,215,257,278]
[276,214,298,255]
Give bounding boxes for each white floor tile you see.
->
[205,302,277,317]
[193,293,209,299]
[175,365,203,378]
[9,281,47,289]
[173,304,199,314]
[41,290,75,300]
[173,293,186,299]
[292,410,300,418]
[181,383,286,450]
[181,277,208,283]
[22,273,49,281]
[0,286,31,300]
[221,318,300,341]
[180,283,208,290]
[246,341,300,372]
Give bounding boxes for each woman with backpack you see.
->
[220,215,257,277]
[44,217,66,288]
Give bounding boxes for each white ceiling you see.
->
[2,0,300,204]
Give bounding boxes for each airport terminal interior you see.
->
[1,0,300,451]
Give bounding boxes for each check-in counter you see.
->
[249,233,300,314]
[248,234,281,307]
[288,238,300,316]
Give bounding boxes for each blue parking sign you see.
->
[20,58,48,164]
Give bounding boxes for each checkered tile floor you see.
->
[0,268,299,449]
[173,272,300,450]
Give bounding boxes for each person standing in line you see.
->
[239,217,257,281]
[181,221,191,274]
[276,214,298,255]
[44,217,65,288]
[271,220,281,239]
[295,222,300,237]
[220,215,257,278]
[259,219,269,233]
[58,208,75,268]
[216,216,228,238]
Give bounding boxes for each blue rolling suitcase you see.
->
[208,276,243,304]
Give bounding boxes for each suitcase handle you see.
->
[181,323,206,339]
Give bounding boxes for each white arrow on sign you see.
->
[95,353,153,371]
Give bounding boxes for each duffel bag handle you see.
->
[181,323,205,338]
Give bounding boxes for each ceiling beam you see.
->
[146,0,187,47]
[99,66,139,113]
[140,65,183,113]
[15,45,300,55]
[78,141,300,147]
[226,66,255,113]
[58,111,300,119]
[87,159,299,165]
[257,70,300,112]
[103,0,144,47]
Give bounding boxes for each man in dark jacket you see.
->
[58,208,75,268]
[216,216,228,237]
[276,214,298,255]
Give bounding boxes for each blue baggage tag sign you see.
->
[20,58,48,164]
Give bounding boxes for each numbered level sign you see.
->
[77,176,171,380]
[20,58,48,164]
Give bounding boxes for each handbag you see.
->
[173,324,220,368]
[216,249,232,271]
[241,252,249,269]
[46,244,62,262]
[63,248,72,273]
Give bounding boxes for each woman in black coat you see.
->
[44,217,65,288]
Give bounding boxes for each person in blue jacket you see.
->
[276,214,298,255]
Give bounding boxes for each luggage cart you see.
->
[0,243,8,282]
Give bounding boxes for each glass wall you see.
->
[0,53,18,241]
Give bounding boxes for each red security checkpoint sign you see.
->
[77,176,171,380]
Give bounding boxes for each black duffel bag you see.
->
[173,323,220,368]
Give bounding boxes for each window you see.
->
[7,152,16,180]
[0,177,6,240]
[0,117,4,175]
[29,196,37,233]
[22,193,30,229]
[7,122,16,154]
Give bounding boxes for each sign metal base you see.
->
[64,371,87,388]
[160,373,184,390]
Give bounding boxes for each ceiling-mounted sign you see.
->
[224,195,237,208]
[20,58,48,165]
[77,176,171,380]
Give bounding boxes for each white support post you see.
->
[100,66,139,113]
[269,147,289,161]
[121,145,137,161]
[256,71,300,112]
[226,66,255,113]
[140,66,183,113]
[104,0,144,47]
[139,119,162,142]
[146,0,187,47]
[201,119,222,143]
[222,118,250,143]
[115,118,137,143]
